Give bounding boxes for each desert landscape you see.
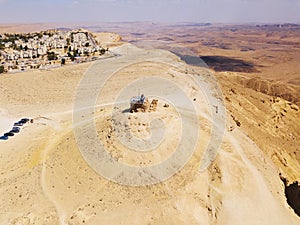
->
[0,22,299,225]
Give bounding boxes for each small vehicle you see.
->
[4,132,14,137]
[14,122,23,127]
[0,136,8,140]
[20,118,30,123]
[11,127,20,133]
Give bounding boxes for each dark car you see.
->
[20,118,30,123]
[4,132,14,137]
[14,122,23,127]
[0,136,8,140]
[11,127,20,133]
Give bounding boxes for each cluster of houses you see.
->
[0,29,106,73]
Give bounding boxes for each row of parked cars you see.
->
[0,118,30,141]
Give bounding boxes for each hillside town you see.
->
[0,29,107,73]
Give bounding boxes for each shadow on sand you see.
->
[122,108,131,113]
[173,52,259,73]
[200,55,259,73]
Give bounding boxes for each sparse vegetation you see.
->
[47,51,58,61]
[99,48,106,55]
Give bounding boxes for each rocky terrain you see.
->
[0,24,299,224]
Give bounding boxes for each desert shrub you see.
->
[0,65,4,73]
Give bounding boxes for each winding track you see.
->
[29,44,299,224]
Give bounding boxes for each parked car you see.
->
[20,118,30,123]
[4,132,14,137]
[0,136,8,140]
[11,127,20,133]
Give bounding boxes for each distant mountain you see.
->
[56,27,72,31]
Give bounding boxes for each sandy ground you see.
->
[0,112,17,135]
[93,32,123,48]
[0,40,299,225]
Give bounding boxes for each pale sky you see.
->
[0,0,299,23]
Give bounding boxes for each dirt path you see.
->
[214,130,298,224]
[1,43,299,224]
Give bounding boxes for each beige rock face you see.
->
[0,42,299,225]
[94,32,123,48]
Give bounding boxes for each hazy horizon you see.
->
[0,0,300,24]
